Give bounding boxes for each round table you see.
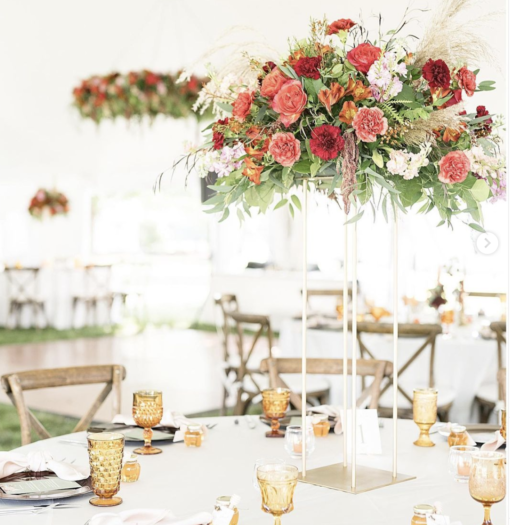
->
[1,416,505,524]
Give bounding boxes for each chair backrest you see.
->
[498,368,506,406]
[260,357,392,410]
[5,267,41,301]
[490,322,506,400]
[214,294,239,361]
[1,364,126,445]
[81,264,113,297]
[301,288,353,315]
[227,311,274,373]
[354,322,442,404]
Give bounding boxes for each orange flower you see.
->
[443,127,462,142]
[242,157,263,185]
[318,83,345,113]
[344,78,371,102]
[245,138,270,160]
[287,49,306,66]
[339,101,358,125]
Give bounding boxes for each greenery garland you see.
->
[72,70,209,123]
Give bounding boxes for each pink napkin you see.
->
[481,431,506,451]
[0,450,89,481]
[87,509,212,525]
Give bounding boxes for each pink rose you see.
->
[346,43,382,74]
[438,151,471,184]
[268,132,301,167]
[456,67,477,97]
[352,107,388,142]
[260,68,288,99]
[232,91,254,122]
[272,80,307,127]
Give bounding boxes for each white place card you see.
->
[341,409,382,455]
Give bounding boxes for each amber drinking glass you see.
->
[257,464,298,525]
[87,432,125,507]
[469,451,506,525]
[262,389,290,438]
[413,388,437,447]
[132,390,163,455]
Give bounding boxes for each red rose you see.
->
[328,19,356,35]
[346,43,382,74]
[309,125,345,161]
[268,132,301,167]
[444,89,463,108]
[438,151,470,184]
[232,91,254,122]
[422,59,451,89]
[456,67,476,97]
[272,80,307,128]
[294,56,322,80]
[145,72,159,86]
[260,68,288,99]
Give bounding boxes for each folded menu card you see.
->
[0,478,81,495]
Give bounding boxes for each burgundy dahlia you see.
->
[294,56,322,80]
[212,118,229,150]
[422,59,451,89]
[309,124,345,161]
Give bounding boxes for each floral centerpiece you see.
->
[73,70,208,123]
[177,2,505,229]
[28,188,70,219]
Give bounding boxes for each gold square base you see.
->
[298,463,415,494]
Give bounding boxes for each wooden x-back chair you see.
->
[214,294,329,415]
[354,322,450,420]
[260,357,392,411]
[475,321,506,422]
[1,365,126,445]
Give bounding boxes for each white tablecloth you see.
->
[0,416,505,524]
[279,320,500,424]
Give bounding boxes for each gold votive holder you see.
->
[500,409,506,441]
[413,388,437,447]
[132,390,163,455]
[87,432,124,507]
[262,388,290,438]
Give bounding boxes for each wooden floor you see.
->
[0,327,228,422]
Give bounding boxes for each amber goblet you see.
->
[370,306,391,322]
[87,432,124,507]
[132,390,163,455]
[262,389,290,438]
[413,388,437,447]
[257,463,298,525]
[469,451,506,525]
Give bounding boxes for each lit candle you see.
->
[457,461,471,477]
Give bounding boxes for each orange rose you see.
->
[318,83,345,113]
[232,91,254,122]
[339,101,358,125]
[260,68,288,99]
[271,80,307,128]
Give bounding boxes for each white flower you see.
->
[367,52,405,102]
[387,150,408,175]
